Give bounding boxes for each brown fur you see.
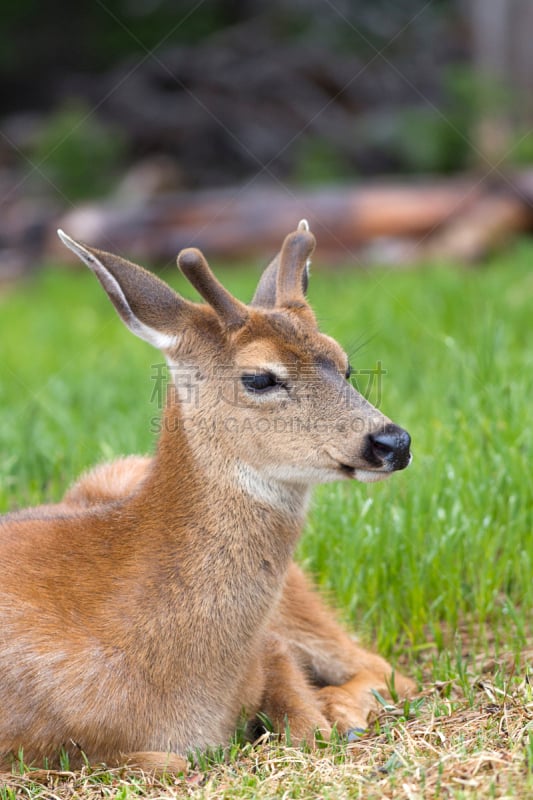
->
[0,225,414,773]
[64,455,415,743]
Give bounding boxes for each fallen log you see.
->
[50,178,486,265]
[3,172,533,282]
[418,192,532,263]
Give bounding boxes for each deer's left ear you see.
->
[251,220,311,308]
[57,230,193,350]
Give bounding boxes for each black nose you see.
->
[365,424,411,471]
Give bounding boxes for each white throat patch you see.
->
[235,461,309,515]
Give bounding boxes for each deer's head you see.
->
[58,222,411,491]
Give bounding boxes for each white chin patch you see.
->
[353,469,391,484]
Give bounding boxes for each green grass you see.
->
[0,242,532,797]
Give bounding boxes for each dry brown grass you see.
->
[2,647,531,800]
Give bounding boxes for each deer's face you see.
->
[168,308,411,486]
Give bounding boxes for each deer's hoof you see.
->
[346,727,367,742]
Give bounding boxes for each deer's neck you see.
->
[124,402,309,665]
[142,411,309,565]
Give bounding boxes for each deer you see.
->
[0,222,414,775]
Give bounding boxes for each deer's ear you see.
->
[250,253,280,308]
[251,255,310,308]
[58,230,191,350]
[251,220,311,308]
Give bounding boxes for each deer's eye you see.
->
[345,364,352,380]
[241,372,283,394]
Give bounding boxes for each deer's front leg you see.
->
[273,564,416,735]
[256,634,331,745]
[315,666,413,738]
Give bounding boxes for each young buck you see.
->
[0,222,413,773]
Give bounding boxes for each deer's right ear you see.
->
[58,231,192,350]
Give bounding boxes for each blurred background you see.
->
[1,0,533,276]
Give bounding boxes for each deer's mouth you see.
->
[338,461,392,483]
